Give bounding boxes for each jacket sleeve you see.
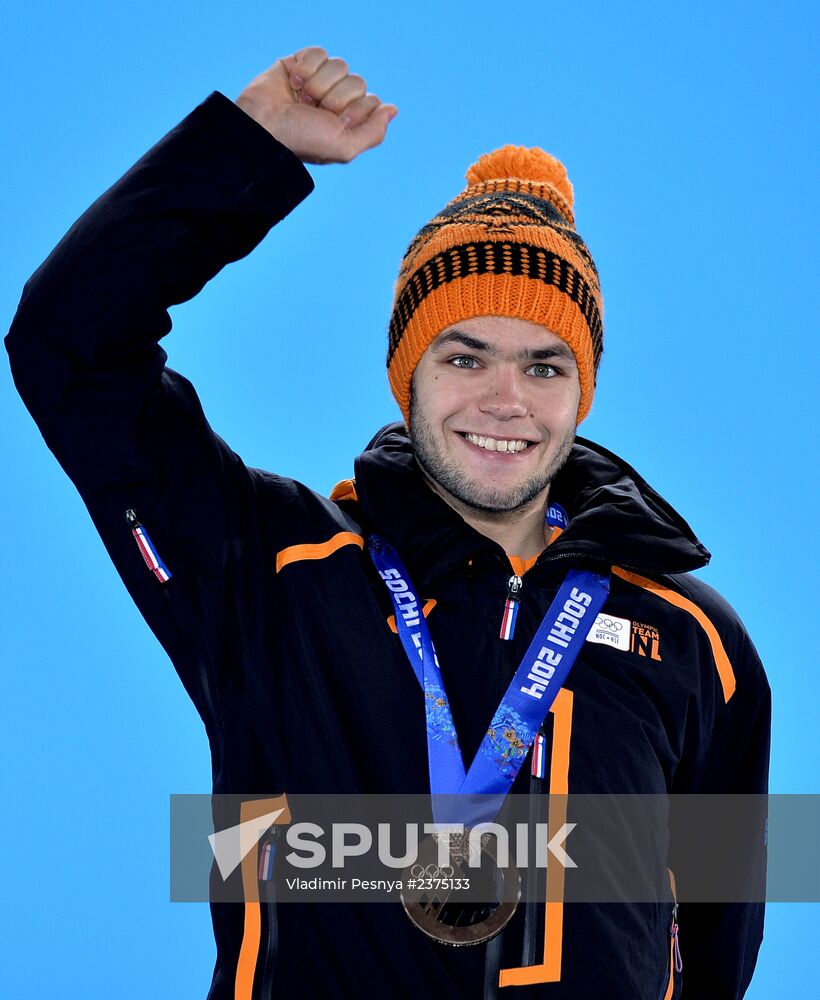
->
[4,92,314,730]
[671,614,771,999]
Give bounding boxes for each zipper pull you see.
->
[530,728,547,779]
[670,904,683,972]
[499,575,523,641]
[126,508,172,583]
[258,839,276,881]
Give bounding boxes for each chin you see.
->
[421,457,551,515]
[452,481,547,515]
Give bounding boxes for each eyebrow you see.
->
[430,329,577,365]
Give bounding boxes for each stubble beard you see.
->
[409,393,576,519]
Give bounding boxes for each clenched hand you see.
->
[235,47,398,165]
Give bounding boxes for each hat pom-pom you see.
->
[465,145,574,208]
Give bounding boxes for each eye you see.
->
[449,355,481,369]
[526,363,559,379]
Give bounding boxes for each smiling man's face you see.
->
[409,315,582,516]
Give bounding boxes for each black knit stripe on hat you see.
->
[387,241,603,366]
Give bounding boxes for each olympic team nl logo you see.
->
[631,621,662,661]
[586,614,663,660]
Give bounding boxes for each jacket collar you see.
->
[352,423,710,587]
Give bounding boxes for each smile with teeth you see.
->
[462,433,532,454]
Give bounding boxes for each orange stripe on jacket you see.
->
[612,566,736,702]
[275,532,364,573]
[234,903,261,1000]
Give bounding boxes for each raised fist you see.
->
[235,47,398,165]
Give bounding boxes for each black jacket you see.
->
[6,92,770,999]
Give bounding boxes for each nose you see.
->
[478,366,529,421]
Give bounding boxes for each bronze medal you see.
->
[401,830,520,946]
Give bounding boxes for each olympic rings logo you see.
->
[411,863,455,878]
[595,616,623,632]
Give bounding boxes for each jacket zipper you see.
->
[521,727,548,967]
[499,575,523,640]
[258,829,280,996]
[497,555,551,966]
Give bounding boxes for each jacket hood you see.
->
[351,422,710,585]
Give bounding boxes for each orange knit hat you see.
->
[387,146,603,424]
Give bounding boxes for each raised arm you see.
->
[5,49,396,725]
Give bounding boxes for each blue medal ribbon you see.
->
[369,514,609,825]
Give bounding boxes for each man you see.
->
[6,47,769,998]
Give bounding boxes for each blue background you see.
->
[1,0,816,995]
